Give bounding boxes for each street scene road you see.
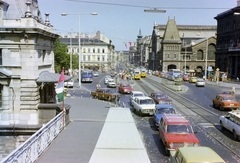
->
[1,70,240,163]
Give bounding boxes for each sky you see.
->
[38,0,237,51]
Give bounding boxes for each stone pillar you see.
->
[2,85,9,110]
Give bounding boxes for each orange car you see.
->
[212,94,239,110]
[159,114,200,156]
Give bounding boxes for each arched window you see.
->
[208,44,216,60]
[197,50,203,60]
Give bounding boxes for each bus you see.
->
[140,68,147,78]
[169,69,181,78]
[133,69,141,80]
[81,70,93,83]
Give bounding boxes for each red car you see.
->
[118,82,133,94]
[159,114,200,156]
[149,92,172,104]
[182,74,189,81]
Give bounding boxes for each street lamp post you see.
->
[61,12,97,87]
[70,29,72,76]
[204,37,208,80]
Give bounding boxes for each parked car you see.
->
[189,76,198,83]
[219,110,240,140]
[182,74,189,81]
[118,82,133,94]
[149,92,172,104]
[159,114,200,155]
[212,94,239,110]
[195,78,205,87]
[64,79,74,88]
[129,91,146,106]
[131,96,156,116]
[169,146,225,163]
[91,88,120,101]
[153,104,176,127]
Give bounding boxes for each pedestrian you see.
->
[96,82,101,90]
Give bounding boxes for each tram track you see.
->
[134,77,240,160]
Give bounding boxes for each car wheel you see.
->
[233,130,238,140]
[213,102,215,108]
[139,110,143,117]
[165,145,170,156]
[220,105,224,111]
[219,121,224,130]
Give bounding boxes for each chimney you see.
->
[45,13,50,25]
[25,1,32,17]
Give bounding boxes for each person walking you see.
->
[96,82,101,90]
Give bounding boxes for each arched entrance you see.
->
[168,64,177,71]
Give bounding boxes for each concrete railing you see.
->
[0,110,66,163]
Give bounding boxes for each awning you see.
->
[36,71,72,83]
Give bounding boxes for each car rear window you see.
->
[167,125,193,134]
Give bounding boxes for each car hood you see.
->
[165,133,199,143]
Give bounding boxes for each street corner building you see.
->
[0,0,70,129]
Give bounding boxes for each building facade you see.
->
[0,0,61,126]
[60,31,115,72]
[145,18,217,77]
[214,1,240,79]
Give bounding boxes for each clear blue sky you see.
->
[39,0,237,51]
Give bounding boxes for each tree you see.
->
[54,38,69,73]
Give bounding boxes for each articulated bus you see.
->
[81,70,93,83]
[140,68,147,78]
[133,69,141,80]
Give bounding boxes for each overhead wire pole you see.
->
[61,12,97,88]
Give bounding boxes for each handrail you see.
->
[0,110,65,163]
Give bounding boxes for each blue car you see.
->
[153,104,176,128]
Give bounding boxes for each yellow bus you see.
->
[134,69,141,80]
[140,68,147,78]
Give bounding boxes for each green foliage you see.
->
[54,38,69,73]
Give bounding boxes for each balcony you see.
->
[228,46,240,51]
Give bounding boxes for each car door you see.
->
[159,118,166,142]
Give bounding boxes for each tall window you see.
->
[208,44,216,60]
[197,50,203,60]
[93,48,95,53]
[102,49,105,53]
[0,85,2,107]
[43,50,46,62]
[98,48,100,53]
[83,48,86,53]
[0,49,2,65]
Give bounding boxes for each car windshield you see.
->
[222,96,236,101]
[140,99,155,104]
[135,93,144,97]
[156,94,168,98]
[156,108,175,114]
[122,84,130,88]
[167,125,193,134]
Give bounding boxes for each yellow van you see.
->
[169,146,225,163]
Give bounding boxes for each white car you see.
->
[131,96,156,116]
[93,71,99,77]
[107,81,117,88]
[104,76,112,84]
[64,79,74,88]
[129,91,146,106]
[196,78,205,87]
[219,110,240,140]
